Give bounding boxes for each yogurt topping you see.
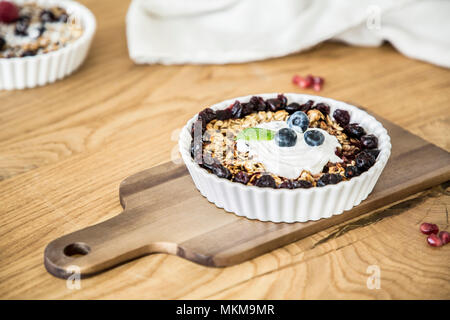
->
[236,121,342,179]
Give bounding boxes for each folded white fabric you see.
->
[126,0,450,68]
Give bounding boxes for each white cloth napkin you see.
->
[126,0,450,68]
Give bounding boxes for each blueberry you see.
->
[287,111,309,133]
[254,175,276,188]
[361,134,378,149]
[304,130,325,147]
[275,128,297,147]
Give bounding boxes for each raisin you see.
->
[211,164,231,179]
[285,102,301,114]
[317,173,342,187]
[278,180,293,189]
[216,109,232,121]
[241,102,255,117]
[355,151,376,172]
[361,134,378,149]
[344,123,366,139]
[314,103,330,115]
[344,166,360,178]
[198,108,216,125]
[254,175,276,188]
[292,180,313,189]
[230,101,243,118]
[233,171,250,184]
[277,94,288,109]
[265,98,282,112]
[333,109,350,127]
[249,96,267,111]
[300,100,314,113]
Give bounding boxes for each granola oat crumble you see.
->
[191,95,380,189]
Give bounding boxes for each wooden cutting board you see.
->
[44,116,450,279]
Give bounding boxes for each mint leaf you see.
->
[235,128,275,141]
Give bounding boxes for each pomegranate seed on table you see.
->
[438,231,449,245]
[313,76,324,86]
[292,74,302,85]
[0,1,19,23]
[427,234,443,247]
[420,222,439,235]
[312,83,322,92]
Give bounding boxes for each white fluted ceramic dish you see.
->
[0,0,96,90]
[179,93,391,223]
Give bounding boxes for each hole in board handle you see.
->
[63,242,91,257]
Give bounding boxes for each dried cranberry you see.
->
[198,108,216,125]
[344,166,360,178]
[250,96,267,111]
[361,134,378,149]
[254,175,276,188]
[265,98,282,112]
[216,109,232,121]
[333,109,350,127]
[230,101,243,118]
[355,151,376,172]
[300,100,314,113]
[344,123,366,139]
[285,102,301,114]
[211,164,231,179]
[279,180,293,189]
[233,171,250,184]
[241,102,255,117]
[0,37,5,51]
[292,180,313,189]
[420,223,439,235]
[277,94,288,109]
[439,231,450,245]
[317,173,342,187]
[427,234,443,247]
[314,103,330,115]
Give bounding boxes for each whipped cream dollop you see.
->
[236,121,342,179]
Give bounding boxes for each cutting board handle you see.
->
[44,209,178,279]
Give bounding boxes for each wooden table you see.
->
[1,0,449,299]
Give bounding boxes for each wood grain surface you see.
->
[1,0,449,299]
[43,116,450,279]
